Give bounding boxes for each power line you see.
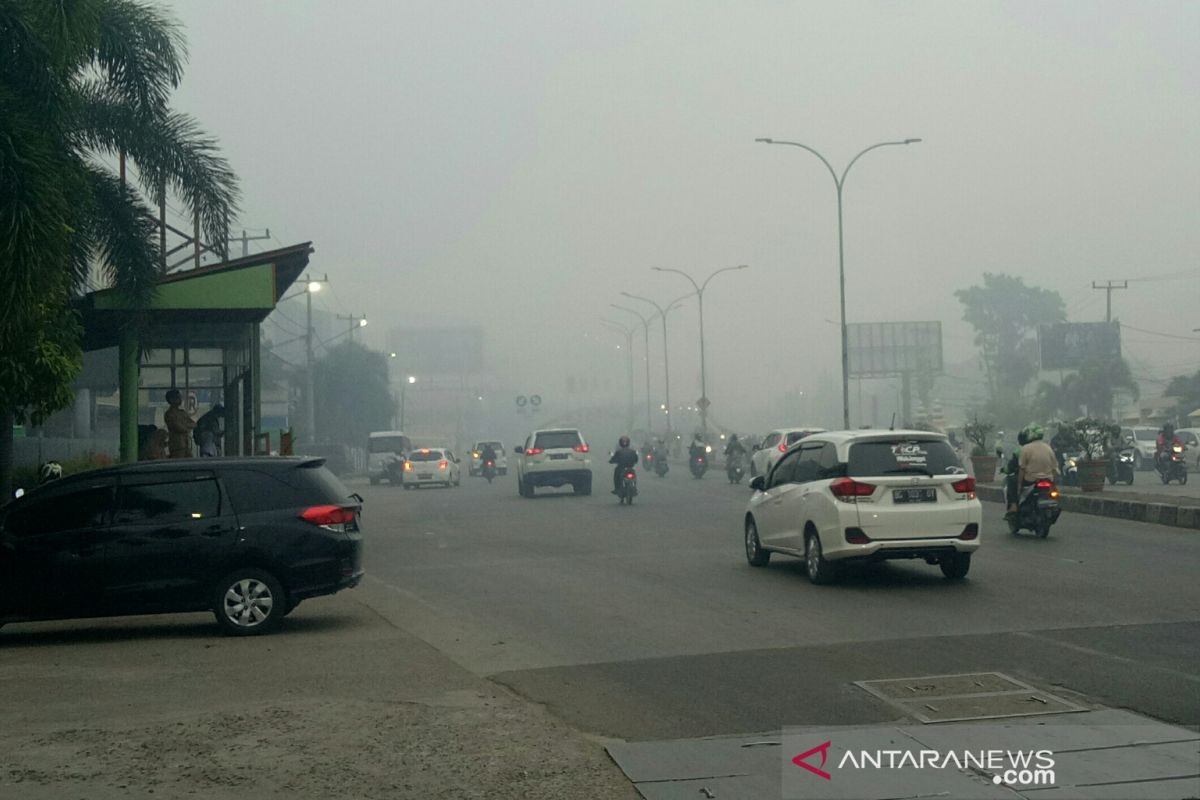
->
[1121,324,1200,342]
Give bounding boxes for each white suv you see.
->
[750,426,825,478]
[743,430,981,584]
[514,429,592,497]
[469,440,508,476]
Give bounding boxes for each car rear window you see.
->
[534,431,582,450]
[847,439,964,477]
[369,435,409,453]
[408,450,445,462]
[222,462,353,515]
[1134,430,1157,441]
[786,430,818,445]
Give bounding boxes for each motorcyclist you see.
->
[1012,422,1058,515]
[610,435,639,494]
[1156,422,1183,470]
[724,434,746,460]
[479,442,498,470]
[1001,430,1030,516]
[688,435,708,463]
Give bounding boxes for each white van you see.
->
[368,431,413,484]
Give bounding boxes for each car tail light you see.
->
[777,441,787,453]
[844,527,871,544]
[574,444,590,453]
[646,453,653,460]
[960,523,979,540]
[438,460,448,470]
[525,447,544,456]
[829,477,876,502]
[951,476,976,499]
[403,461,413,471]
[300,505,355,532]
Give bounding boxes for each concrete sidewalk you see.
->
[0,577,638,800]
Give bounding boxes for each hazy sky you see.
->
[166,0,1199,428]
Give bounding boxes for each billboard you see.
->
[1038,322,1121,370]
[386,326,484,375]
[847,321,943,378]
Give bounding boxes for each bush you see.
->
[963,417,996,457]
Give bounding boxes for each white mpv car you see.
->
[514,429,592,497]
[743,430,981,584]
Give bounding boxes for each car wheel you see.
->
[744,518,770,567]
[213,568,286,636]
[521,477,533,497]
[940,552,971,580]
[805,530,837,585]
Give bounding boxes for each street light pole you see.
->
[400,375,416,430]
[755,137,920,429]
[621,292,692,441]
[601,320,636,432]
[299,274,327,443]
[652,265,748,437]
[612,304,654,432]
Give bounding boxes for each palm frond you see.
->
[92,0,185,114]
[77,162,161,308]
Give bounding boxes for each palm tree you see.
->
[0,0,240,493]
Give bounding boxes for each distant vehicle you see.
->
[1156,443,1188,485]
[617,467,638,505]
[749,426,826,478]
[401,447,462,489]
[1121,426,1159,471]
[0,457,363,635]
[1176,428,1200,469]
[514,429,592,497]
[743,430,980,584]
[469,440,508,476]
[368,431,412,485]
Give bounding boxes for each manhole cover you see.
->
[855,672,1087,723]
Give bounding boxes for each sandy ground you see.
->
[0,579,639,800]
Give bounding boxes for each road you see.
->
[362,467,1200,743]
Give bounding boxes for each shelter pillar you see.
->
[119,327,139,462]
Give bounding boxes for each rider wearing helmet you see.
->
[1003,430,1030,514]
[1156,422,1182,469]
[1013,422,1058,514]
[609,435,639,494]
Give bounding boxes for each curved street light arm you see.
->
[755,139,839,188]
[610,303,652,328]
[842,139,921,185]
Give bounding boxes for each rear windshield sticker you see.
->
[892,442,929,465]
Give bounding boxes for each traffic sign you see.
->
[516,395,527,407]
[697,396,710,411]
[530,395,542,407]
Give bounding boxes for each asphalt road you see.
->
[360,466,1200,743]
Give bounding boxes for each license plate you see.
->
[893,488,936,504]
[419,474,432,480]
[550,453,568,460]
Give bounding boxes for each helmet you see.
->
[38,461,62,484]
[1023,422,1044,442]
[1164,422,1176,435]
[1017,430,1030,446]
[730,434,739,442]
[619,435,630,448]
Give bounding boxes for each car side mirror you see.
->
[514,446,524,454]
[749,475,766,492]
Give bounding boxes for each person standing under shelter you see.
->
[164,389,195,458]
[195,403,225,457]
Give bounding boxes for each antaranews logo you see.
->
[788,740,1055,788]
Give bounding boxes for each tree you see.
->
[1033,357,1139,421]
[0,0,239,493]
[313,343,394,448]
[1165,369,1200,426]
[955,273,1066,424]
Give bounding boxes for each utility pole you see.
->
[1092,280,1128,323]
[301,274,328,443]
[337,314,368,342]
[233,228,272,258]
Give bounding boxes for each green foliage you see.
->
[1034,357,1140,421]
[963,416,996,456]
[1165,369,1200,426]
[1068,417,1122,461]
[313,343,394,447]
[11,449,114,491]
[955,273,1066,407]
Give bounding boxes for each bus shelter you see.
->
[76,243,313,462]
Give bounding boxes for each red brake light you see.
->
[300,505,355,529]
[574,444,590,453]
[625,472,635,479]
[1035,479,1053,489]
[525,447,544,456]
[951,476,977,498]
[646,453,653,460]
[829,477,876,501]
[960,523,979,541]
[778,441,787,453]
[438,460,448,470]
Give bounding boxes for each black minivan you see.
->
[0,457,364,636]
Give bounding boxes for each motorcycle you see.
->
[617,468,638,505]
[481,459,497,484]
[652,448,669,477]
[690,451,708,479]
[1157,445,1188,485]
[726,454,745,484]
[1008,479,1062,538]
[1060,451,1082,487]
[1107,447,1135,485]
[642,449,654,470]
